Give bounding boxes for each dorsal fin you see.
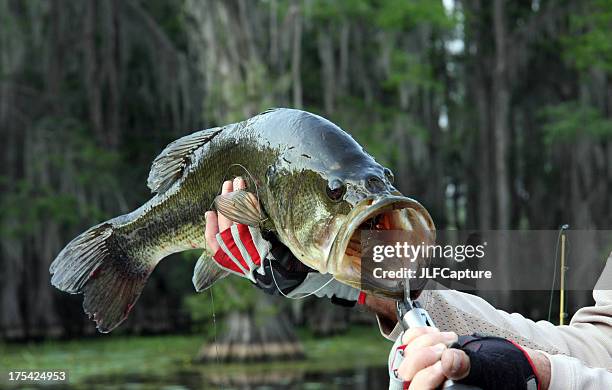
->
[147,127,223,193]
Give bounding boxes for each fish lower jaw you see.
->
[331,195,435,295]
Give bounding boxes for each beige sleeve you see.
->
[544,352,612,390]
[379,287,570,354]
[379,253,612,389]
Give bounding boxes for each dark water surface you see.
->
[79,365,389,389]
[1,330,391,389]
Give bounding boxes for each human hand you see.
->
[203,178,367,303]
[202,178,327,296]
[204,177,246,253]
[396,327,467,389]
[393,328,549,390]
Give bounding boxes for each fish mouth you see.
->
[328,195,435,297]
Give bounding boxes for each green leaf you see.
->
[541,102,612,144]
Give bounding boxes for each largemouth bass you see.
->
[50,108,434,332]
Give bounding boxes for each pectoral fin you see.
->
[192,252,228,292]
[214,190,264,227]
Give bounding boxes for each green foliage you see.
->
[563,0,612,72]
[3,0,612,341]
[183,276,258,333]
[385,51,442,92]
[541,102,612,144]
[146,0,190,50]
[309,0,373,20]
[0,117,121,238]
[0,182,79,238]
[375,0,452,30]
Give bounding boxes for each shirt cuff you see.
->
[377,314,402,341]
[543,352,576,390]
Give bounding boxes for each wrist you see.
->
[364,294,397,327]
[525,348,551,390]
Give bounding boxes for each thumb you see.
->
[441,348,470,380]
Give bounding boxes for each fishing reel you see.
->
[388,282,481,390]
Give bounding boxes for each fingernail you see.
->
[450,350,462,374]
[442,332,457,342]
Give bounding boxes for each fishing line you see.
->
[228,167,343,300]
[209,288,220,366]
[214,167,335,299]
[269,262,337,299]
[209,164,261,210]
[227,163,260,198]
[225,165,336,299]
[207,165,263,371]
[228,163,266,222]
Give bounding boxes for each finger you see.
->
[441,349,470,380]
[398,343,446,382]
[205,211,220,252]
[401,327,439,346]
[221,180,233,194]
[405,332,458,355]
[409,361,446,390]
[218,180,234,230]
[233,176,246,190]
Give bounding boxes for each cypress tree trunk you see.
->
[305,299,350,336]
[196,295,304,363]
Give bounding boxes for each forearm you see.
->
[419,287,612,367]
[364,294,396,327]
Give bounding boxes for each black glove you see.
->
[249,234,362,305]
[253,235,314,295]
[452,335,539,390]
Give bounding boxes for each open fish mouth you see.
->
[328,195,435,297]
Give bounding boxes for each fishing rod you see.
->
[559,225,569,325]
[547,224,569,325]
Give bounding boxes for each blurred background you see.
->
[1,0,611,389]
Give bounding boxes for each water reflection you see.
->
[80,365,389,389]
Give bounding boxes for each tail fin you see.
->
[50,222,155,333]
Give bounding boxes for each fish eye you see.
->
[326,179,346,202]
[384,168,394,184]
